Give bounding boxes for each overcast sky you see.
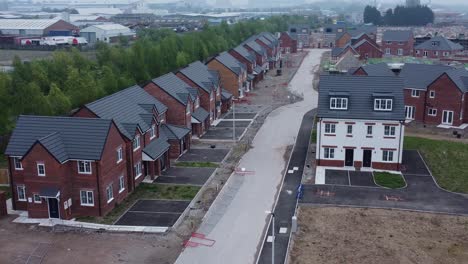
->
[203,0,468,7]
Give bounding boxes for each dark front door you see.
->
[345,149,354,167]
[48,198,59,219]
[363,150,372,168]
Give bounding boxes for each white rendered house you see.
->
[316,75,405,171]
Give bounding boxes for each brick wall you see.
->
[335,33,351,48]
[279,33,297,53]
[404,89,426,122]
[207,60,240,98]
[381,39,414,56]
[414,49,460,59]
[354,41,383,60]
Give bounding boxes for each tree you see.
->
[47,83,71,115]
[176,51,189,68]
[363,5,382,25]
[383,9,393,25]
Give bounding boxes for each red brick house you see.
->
[351,34,383,60]
[229,46,258,88]
[73,86,176,188]
[253,35,280,69]
[144,73,210,138]
[351,62,395,76]
[206,52,248,98]
[414,36,463,59]
[279,32,297,54]
[5,116,128,220]
[177,61,223,119]
[243,40,268,75]
[381,30,414,57]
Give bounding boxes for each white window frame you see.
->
[119,175,125,193]
[423,51,428,57]
[13,157,23,170]
[80,190,94,206]
[443,51,449,57]
[324,148,335,159]
[134,162,142,179]
[382,150,394,162]
[416,50,420,55]
[429,90,435,98]
[150,124,156,139]
[385,48,390,55]
[374,99,393,111]
[329,97,348,110]
[434,51,438,56]
[346,125,353,135]
[116,147,123,164]
[77,160,92,174]
[384,125,396,136]
[428,108,437,116]
[367,125,373,136]
[33,194,41,203]
[37,163,45,176]
[411,89,420,98]
[106,184,114,203]
[397,48,403,56]
[17,185,26,201]
[324,123,336,134]
[133,135,140,151]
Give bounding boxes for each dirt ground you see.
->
[0,215,183,264]
[290,207,468,264]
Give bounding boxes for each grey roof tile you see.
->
[233,46,256,63]
[142,137,170,160]
[445,68,468,93]
[382,30,413,42]
[356,63,395,76]
[243,41,267,57]
[5,116,113,162]
[399,63,452,90]
[415,36,463,51]
[221,89,233,100]
[192,107,209,122]
[318,75,405,121]
[179,61,217,94]
[152,73,195,106]
[161,124,190,140]
[213,52,246,76]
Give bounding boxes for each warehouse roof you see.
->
[0,18,67,30]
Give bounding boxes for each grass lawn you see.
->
[0,186,11,199]
[374,172,406,189]
[77,183,200,225]
[404,136,468,193]
[174,161,219,168]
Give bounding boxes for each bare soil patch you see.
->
[290,207,468,264]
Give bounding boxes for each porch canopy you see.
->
[142,138,170,161]
[39,187,60,198]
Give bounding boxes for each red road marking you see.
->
[315,189,335,197]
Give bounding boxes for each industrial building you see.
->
[80,23,135,44]
[0,19,79,36]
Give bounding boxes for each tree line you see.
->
[364,5,434,26]
[0,15,318,137]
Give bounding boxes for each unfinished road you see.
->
[175,49,325,264]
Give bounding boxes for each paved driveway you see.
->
[301,150,468,215]
[177,148,229,163]
[115,200,190,227]
[155,167,216,186]
[325,170,377,187]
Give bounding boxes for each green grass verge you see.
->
[310,129,317,144]
[374,172,406,189]
[76,183,200,225]
[175,161,219,168]
[0,186,11,199]
[404,136,468,193]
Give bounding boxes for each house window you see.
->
[80,190,94,206]
[429,90,435,98]
[398,48,403,55]
[133,135,140,151]
[423,51,428,56]
[13,157,22,170]
[150,124,156,139]
[116,147,123,163]
[78,161,92,174]
[384,125,396,136]
[385,48,390,55]
[324,123,336,134]
[434,51,438,56]
[374,99,393,111]
[443,52,449,57]
[324,148,335,159]
[17,186,26,201]
[329,97,348,110]
[37,163,45,176]
[134,162,142,178]
[416,50,420,55]
[106,184,114,203]
[33,194,41,203]
[382,150,394,162]
[347,125,353,135]
[119,175,125,193]
[411,89,420,97]
[428,108,437,116]
[367,125,373,135]
[386,41,391,45]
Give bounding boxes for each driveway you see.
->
[155,167,216,186]
[177,148,229,163]
[301,150,468,215]
[115,200,190,227]
[324,170,377,187]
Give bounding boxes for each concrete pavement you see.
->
[175,50,325,264]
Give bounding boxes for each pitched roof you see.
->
[151,73,196,106]
[399,63,453,90]
[179,61,217,94]
[415,36,463,51]
[160,124,191,140]
[382,30,413,42]
[232,46,256,64]
[222,89,233,100]
[259,32,278,45]
[243,41,267,57]
[355,63,395,76]
[213,52,246,76]
[445,68,468,93]
[5,116,113,162]
[352,38,381,51]
[192,107,210,122]
[142,137,170,161]
[85,85,167,139]
[0,18,69,30]
[318,75,405,121]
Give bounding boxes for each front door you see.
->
[442,110,454,125]
[160,153,167,171]
[345,149,354,167]
[405,106,415,120]
[363,150,372,168]
[48,198,59,219]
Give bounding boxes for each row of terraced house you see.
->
[4,32,281,220]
